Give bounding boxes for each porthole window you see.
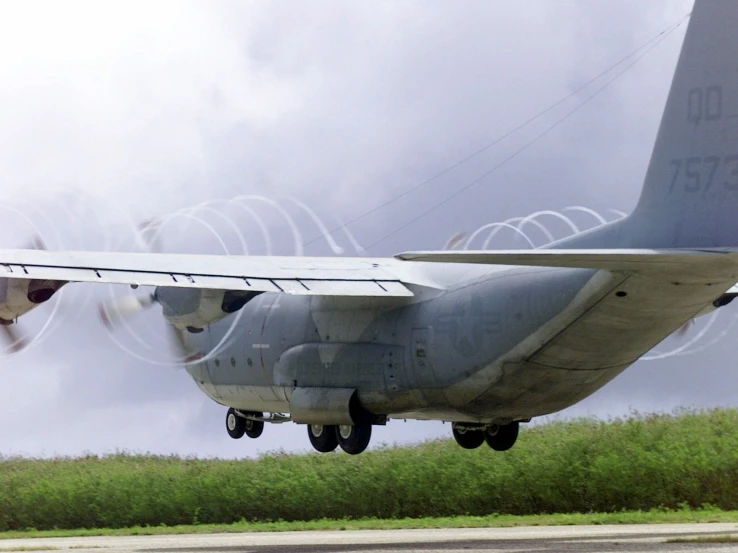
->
[231,358,236,367]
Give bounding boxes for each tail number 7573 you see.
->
[668,155,738,194]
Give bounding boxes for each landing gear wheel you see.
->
[244,413,264,439]
[226,408,245,439]
[452,424,485,449]
[335,422,372,455]
[307,424,339,453]
[485,422,519,451]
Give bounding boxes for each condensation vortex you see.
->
[467,205,738,362]
[3,193,735,366]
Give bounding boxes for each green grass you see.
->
[2,507,738,541]
[1,408,738,534]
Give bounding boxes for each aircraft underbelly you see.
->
[215,385,290,412]
[529,275,725,370]
[459,273,735,421]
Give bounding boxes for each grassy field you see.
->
[1,408,738,534]
[2,506,738,540]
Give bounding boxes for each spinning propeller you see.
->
[98,293,156,329]
[97,219,206,365]
[98,290,205,364]
[0,236,66,354]
[0,323,26,354]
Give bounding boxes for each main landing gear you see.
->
[451,421,520,451]
[226,408,265,440]
[307,424,338,453]
[307,421,373,455]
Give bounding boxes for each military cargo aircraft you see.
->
[1,0,737,455]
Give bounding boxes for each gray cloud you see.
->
[2,0,723,459]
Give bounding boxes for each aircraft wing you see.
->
[5,247,738,299]
[0,249,414,297]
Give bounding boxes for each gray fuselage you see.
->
[186,257,730,424]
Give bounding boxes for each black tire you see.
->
[226,408,245,439]
[244,415,265,439]
[485,422,519,451]
[307,424,339,453]
[452,425,485,449]
[335,422,372,455]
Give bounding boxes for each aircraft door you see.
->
[410,327,436,388]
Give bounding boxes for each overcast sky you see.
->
[2,0,729,460]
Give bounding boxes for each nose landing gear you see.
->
[225,408,265,440]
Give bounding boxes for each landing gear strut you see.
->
[225,408,264,440]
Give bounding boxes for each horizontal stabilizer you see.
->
[396,249,738,279]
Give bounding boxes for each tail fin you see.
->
[627,0,738,248]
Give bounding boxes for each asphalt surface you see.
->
[2,524,738,552]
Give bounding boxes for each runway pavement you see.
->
[2,524,738,552]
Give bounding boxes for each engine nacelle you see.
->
[27,279,66,304]
[155,287,261,331]
[0,277,66,322]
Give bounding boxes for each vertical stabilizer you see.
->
[628,0,738,248]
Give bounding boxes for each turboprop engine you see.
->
[99,286,262,363]
[0,277,66,318]
[155,287,261,332]
[0,238,67,352]
[99,287,262,332]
